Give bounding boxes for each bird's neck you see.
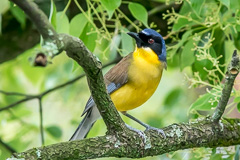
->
[133,47,161,65]
[128,46,164,81]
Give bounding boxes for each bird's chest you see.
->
[128,55,163,88]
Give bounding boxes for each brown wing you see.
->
[81,53,133,116]
[104,53,132,87]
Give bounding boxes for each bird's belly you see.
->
[110,72,162,111]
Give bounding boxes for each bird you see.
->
[70,28,167,141]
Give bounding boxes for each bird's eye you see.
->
[148,38,154,44]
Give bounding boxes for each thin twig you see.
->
[0,96,38,112]
[38,98,44,145]
[0,59,119,112]
[0,90,31,97]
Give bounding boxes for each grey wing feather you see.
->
[70,106,100,141]
[81,82,122,116]
[81,97,94,116]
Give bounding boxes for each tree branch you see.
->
[0,90,31,97]
[59,34,126,132]
[10,0,126,133]
[212,50,240,122]
[7,0,240,159]
[12,118,240,159]
[0,59,118,112]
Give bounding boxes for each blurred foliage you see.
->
[0,0,240,160]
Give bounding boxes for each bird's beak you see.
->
[127,32,139,39]
[127,32,142,47]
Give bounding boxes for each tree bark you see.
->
[8,0,240,159]
[12,118,240,159]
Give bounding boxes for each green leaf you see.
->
[212,28,224,57]
[210,153,223,160]
[10,2,26,28]
[230,0,240,11]
[178,0,191,15]
[193,59,212,80]
[172,0,204,31]
[172,18,191,32]
[151,0,167,2]
[237,25,240,32]
[235,145,240,160]
[237,103,240,113]
[172,1,193,31]
[94,38,111,59]
[121,28,134,56]
[167,49,180,68]
[49,0,57,29]
[0,145,12,160]
[190,0,204,17]
[56,12,69,34]
[100,0,121,19]
[164,88,183,108]
[188,89,220,113]
[180,39,195,70]
[234,97,240,103]
[0,14,2,35]
[80,22,97,52]
[128,2,148,27]
[233,32,240,50]
[0,0,9,14]
[46,125,62,138]
[171,30,192,56]
[70,13,88,37]
[224,40,236,66]
[220,0,230,8]
[201,1,218,17]
[181,30,193,43]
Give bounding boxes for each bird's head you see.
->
[127,28,166,62]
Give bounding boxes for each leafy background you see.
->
[0,0,240,159]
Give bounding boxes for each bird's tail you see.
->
[69,106,100,141]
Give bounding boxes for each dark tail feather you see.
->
[69,106,100,141]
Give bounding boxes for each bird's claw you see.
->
[125,124,145,139]
[145,126,166,139]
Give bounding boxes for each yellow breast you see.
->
[110,47,164,111]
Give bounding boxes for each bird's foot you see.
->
[125,124,145,138]
[145,125,166,139]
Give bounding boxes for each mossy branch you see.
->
[12,118,240,159]
[8,0,240,159]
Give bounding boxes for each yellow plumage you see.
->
[110,47,164,111]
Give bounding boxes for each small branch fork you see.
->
[0,60,117,112]
[212,50,239,122]
[5,0,240,159]
[0,74,85,112]
[9,0,126,134]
